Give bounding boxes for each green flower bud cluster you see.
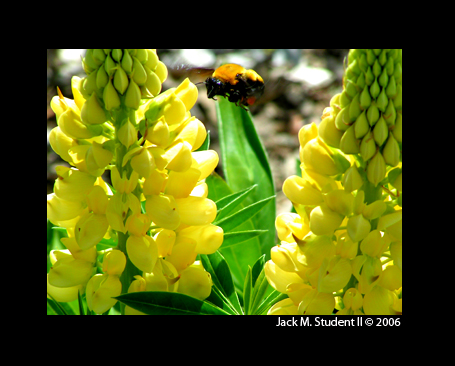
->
[319,49,402,187]
[81,49,168,114]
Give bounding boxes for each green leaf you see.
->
[251,254,266,286]
[204,287,239,315]
[216,98,276,291]
[221,230,268,248]
[114,291,231,315]
[206,173,262,291]
[255,291,289,315]
[200,251,243,315]
[214,195,275,232]
[243,266,253,315]
[206,172,233,202]
[215,184,258,220]
[249,267,270,315]
[47,297,68,315]
[77,290,85,315]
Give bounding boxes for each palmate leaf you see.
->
[200,251,243,315]
[115,291,231,315]
[214,196,275,233]
[214,98,276,292]
[214,184,258,221]
[221,230,268,248]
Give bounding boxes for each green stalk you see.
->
[112,106,142,314]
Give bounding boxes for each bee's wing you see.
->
[172,65,215,83]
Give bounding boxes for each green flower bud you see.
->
[356,72,366,89]
[117,120,137,148]
[91,141,114,169]
[81,93,107,125]
[359,84,372,109]
[84,49,99,71]
[365,67,375,85]
[384,98,397,126]
[393,62,402,83]
[83,71,97,96]
[121,50,133,74]
[378,68,389,87]
[360,131,376,161]
[114,66,129,95]
[354,110,369,139]
[366,50,376,66]
[111,49,123,62]
[102,79,121,111]
[141,68,162,98]
[386,75,397,98]
[345,80,358,98]
[367,151,386,186]
[96,65,109,90]
[372,116,388,147]
[393,112,402,143]
[358,52,368,72]
[154,61,168,83]
[125,79,141,110]
[342,164,363,192]
[393,83,402,111]
[340,125,360,154]
[340,90,351,109]
[385,55,394,75]
[369,78,380,99]
[383,134,400,166]
[145,49,159,71]
[366,102,380,126]
[135,49,148,64]
[92,49,106,64]
[348,93,361,122]
[378,49,388,65]
[104,53,117,77]
[335,107,350,131]
[372,59,382,78]
[132,56,147,85]
[376,87,388,113]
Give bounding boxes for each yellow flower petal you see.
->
[175,196,217,226]
[146,194,180,230]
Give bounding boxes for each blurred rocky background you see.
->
[47,49,349,216]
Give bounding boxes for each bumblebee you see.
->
[204,64,265,108]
